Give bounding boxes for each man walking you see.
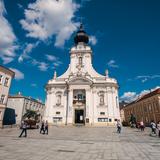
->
[150,120,156,135]
[40,121,45,134]
[44,120,48,135]
[19,121,27,138]
[117,120,122,134]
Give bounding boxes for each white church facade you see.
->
[44,24,120,126]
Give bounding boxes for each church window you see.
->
[78,94,83,100]
[109,118,112,122]
[56,112,60,115]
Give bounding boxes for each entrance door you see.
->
[75,110,84,124]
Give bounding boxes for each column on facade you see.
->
[48,90,55,123]
[105,89,109,121]
[92,88,97,124]
[107,87,114,119]
[67,89,73,124]
[85,88,92,125]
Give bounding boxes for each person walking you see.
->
[117,120,121,134]
[157,121,160,138]
[150,120,156,135]
[140,120,144,131]
[40,121,45,134]
[44,120,48,135]
[19,121,27,138]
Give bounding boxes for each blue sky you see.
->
[0,0,160,103]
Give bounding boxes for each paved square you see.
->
[0,126,160,160]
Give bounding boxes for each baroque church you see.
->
[44,24,120,126]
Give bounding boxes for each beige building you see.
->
[123,88,160,125]
[0,65,15,127]
[119,101,128,122]
[7,93,45,124]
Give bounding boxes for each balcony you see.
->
[73,99,86,105]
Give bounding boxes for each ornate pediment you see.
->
[68,77,93,85]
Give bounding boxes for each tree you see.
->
[23,109,40,122]
[129,114,136,127]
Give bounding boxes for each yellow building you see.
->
[0,65,15,128]
[123,88,160,126]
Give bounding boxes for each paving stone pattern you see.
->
[0,126,160,160]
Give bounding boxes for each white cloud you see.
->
[31,59,48,71]
[18,42,39,63]
[20,0,80,47]
[38,62,48,71]
[9,68,24,80]
[46,54,58,61]
[45,54,62,68]
[89,35,97,45]
[31,83,37,87]
[107,60,119,68]
[0,0,18,64]
[120,86,160,103]
[134,75,160,83]
[120,92,137,103]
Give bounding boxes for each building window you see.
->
[78,94,83,100]
[100,112,105,115]
[109,118,112,122]
[0,75,3,84]
[0,95,5,104]
[56,112,60,115]
[4,77,9,86]
[98,118,108,122]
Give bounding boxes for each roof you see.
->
[119,101,129,109]
[0,65,15,78]
[124,88,160,108]
[8,93,45,105]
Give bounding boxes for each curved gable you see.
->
[68,76,93,85]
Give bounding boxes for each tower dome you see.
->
[74,23,89,45]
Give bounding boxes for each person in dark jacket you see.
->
[44,120,48,135]
[40,121,45,134]
[19,121,27,137]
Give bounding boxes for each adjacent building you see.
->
[0,65,15,127]
[44,24,120,126]
[123,88,160,125]
[7,92,45,124]
[119,101,128,122]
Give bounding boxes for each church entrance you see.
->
[75,109,84,124]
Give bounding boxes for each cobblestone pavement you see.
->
[0,126,160,160]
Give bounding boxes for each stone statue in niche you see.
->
[99,94,104,105]
[56,95,61,105]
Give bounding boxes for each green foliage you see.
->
[129,114,136,124]
[23,109,40,121]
